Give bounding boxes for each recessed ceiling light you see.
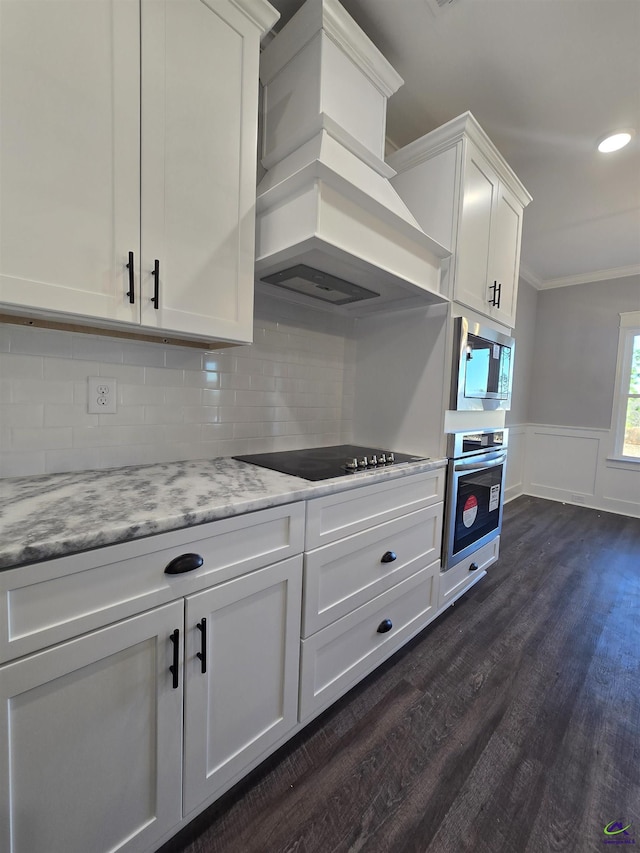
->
[597,130,634,153]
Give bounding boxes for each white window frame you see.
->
[610,310,640,463]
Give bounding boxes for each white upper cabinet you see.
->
[388,112,532,329]
[0,0,141,326]
[0,0,278,346]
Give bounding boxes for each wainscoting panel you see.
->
[508,423,639,518]
[526,427,600,498]
[504,425,526,503]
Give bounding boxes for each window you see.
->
[612,311,640,460]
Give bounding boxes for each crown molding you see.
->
[538,264,640,290]
[518,263,542,289]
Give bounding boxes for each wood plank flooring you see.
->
[158,496,640,853]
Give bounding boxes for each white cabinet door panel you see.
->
[0,601,183,853]
[183,556,302,815]
[0,0,140,323]
[141,0,258,342]
[489,182,523,327]
[455,145,496,316]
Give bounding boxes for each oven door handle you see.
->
[454,451,507,472]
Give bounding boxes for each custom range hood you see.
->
[255,0,450,316]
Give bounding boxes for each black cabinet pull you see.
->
[489,280,502,308]
[169,628,179,689]
[381,551,397,564]
[377,618,393,634]
[164,553,204,575]
[196,618,207,674]
[126,251,135,304]
[151,259,160,309]
[469,562,480,572]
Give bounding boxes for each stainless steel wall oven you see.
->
[443,429,508,571]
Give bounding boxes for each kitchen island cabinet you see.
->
[388,112,532,329]
[0,0,278,347]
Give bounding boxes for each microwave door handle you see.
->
[454,452,507,471]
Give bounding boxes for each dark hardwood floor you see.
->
[158,496,640,853]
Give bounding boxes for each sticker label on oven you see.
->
[462,494,478,527]
[489,483,501,512]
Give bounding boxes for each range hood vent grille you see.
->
[261,264,379,305]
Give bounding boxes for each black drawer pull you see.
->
[377,619,393,634]
[126,251,135,304]
[381,551,397,564]
[169,628,179,689]
[469,562,480,572]
[164,553,204,574]
[196,618,207,674]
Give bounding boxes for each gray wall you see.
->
[506,278,538,426]
[528,274,640,429]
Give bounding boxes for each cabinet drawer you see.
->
[438,535,499,610]
[303,504,442,637]
[0,502,305,663]
[305,469,445,549]
[299,561,439,723]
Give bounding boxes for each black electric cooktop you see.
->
[234,444,427,481]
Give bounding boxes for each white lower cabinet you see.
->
[438,536,500,610]
[300,470,445,723]
[0,601,184,853]
[299,562,439,722]
[0,469,457,851]
[0,504,304,853]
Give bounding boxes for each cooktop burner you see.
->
[234,444,427,481]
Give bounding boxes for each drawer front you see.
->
[438,535,499,610]
[299,561,439,723]
[303,504,442,637]
[0,502,305,663]
[305,468,445,550]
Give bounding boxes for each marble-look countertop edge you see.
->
[0,456,447,571]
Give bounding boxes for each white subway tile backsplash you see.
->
[0,402,44,428]
[145,365,184,386]
[12,378,74,405]
[1,353,44,379]
[71,335,125,364]
[164,386,203,407]
[8,325,73,358]
[11,427,72,452]
[0,300,356,477]
[1,450,46,478]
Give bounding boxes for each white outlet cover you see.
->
[88,377,117,414]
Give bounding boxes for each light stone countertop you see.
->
[0,455,447,570]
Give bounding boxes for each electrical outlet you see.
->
[88,377,117,414]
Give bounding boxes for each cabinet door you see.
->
[140,0,260,343]
[0,0,140,325]
[488,181,523,327]
[183,556,302,815]
[454,142,497,317]
[0,601,183,853]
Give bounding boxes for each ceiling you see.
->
[265,0,640,289]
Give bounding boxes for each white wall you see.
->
[352,303,450,460]
[504,274,640,517]
[0,294,356,478]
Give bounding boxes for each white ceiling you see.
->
[265,0,640,289]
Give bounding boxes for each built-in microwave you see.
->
[451,317,515,411]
